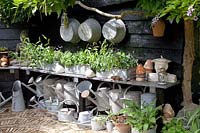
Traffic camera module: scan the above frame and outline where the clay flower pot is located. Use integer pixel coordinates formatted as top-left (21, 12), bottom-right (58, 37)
top-left (113, 122), bottom-right (131, 133)
top-left (151, 20), bottom-right (165, 37)
top-left (144, 59), bottom-right (153, 74)
top-left (136, 64), bottom-right (146, 81)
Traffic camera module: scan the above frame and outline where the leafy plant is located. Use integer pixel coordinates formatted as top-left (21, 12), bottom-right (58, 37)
top-left (136, 0), bottom-right (166, 17)
top-left (185, 107), bottom-right (200, 133)
top-left (87, 40), bottom-right (138, 72)
top-left (0, 0), bottom-right (29, 26)
top-left (19, 36), bottom-right (54, 67)
top-left (0, 0), bottom-right (75, 26)
top-left (161, 118), bottom-right (187, 133)
top-left (13, 0), bottom-right (75, 20)
top-left (92, 115), bottom-right (107, 126)
top-left (0, 47), bottom-right (8, 52)
top-left (158, 0), bottom-right (200, 24)
top-left (60, 51), bottom-right (73, 67)
top-left (120, 99), bottom-right (161, 132)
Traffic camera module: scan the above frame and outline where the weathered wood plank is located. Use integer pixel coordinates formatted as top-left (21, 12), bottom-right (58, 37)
top-left (0, 70), bottom-right (17, 81)
top-left (124, 34), bottom-right (184, 50)
top-left (0, 29), bottom-right (21, 39)
top-left (0, 81), bottom-right (13, 92)
top-left (0, 40), bottom-right (20, 50)
top-left (125, 20), bottom-right (152, 34)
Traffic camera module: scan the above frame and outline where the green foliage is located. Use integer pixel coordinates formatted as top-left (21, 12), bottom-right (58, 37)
top-left (19, 36), bottom-right (54, 67)
top-left (0, 0), bottom-right (75, 26)
top-left (120, 99), bottom-right (161, 132)
top-left (18, 38), bottom-right (138, 71)
top-left (185, 107), bottom-right (200, 133)
top-left (159, 0), bottom-right (200, 23)
top-left (136, 0), bottom-right (166, 16)
top-left (0, 47), bottom-right (8, 52)
top-left (87, 40), bottom-right (138, 72)
top-left (60, 51), bottom-right (73, 67)
top-left (0, 0), bottom-right (29, 26)
top-left (161, 118), bottom-right (187, 133)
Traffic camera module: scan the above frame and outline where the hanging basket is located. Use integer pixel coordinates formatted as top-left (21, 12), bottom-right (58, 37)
top-left (151, 20), bottom-right (165, 37)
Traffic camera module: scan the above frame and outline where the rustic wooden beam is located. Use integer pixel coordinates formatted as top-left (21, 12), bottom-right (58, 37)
top-left (75, 1), bottom-right (143, 19)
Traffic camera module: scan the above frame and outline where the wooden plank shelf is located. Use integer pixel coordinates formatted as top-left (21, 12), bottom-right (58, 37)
top-left (1, 66), bottom-right (179, 90)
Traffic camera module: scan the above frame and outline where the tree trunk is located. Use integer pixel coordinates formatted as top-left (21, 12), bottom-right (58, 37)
top-left (182, 20), bottom-right (195, 106)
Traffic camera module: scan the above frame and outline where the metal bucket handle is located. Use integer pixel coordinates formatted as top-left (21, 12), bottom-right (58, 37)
top-left (59, 99), bottom-right (79, 113)
top-left (123, 86), bottom-right (133, 97)
top-left (112, 83), bottom-right (122, 92)
top-left (97, 82), bottom-right (112, 91)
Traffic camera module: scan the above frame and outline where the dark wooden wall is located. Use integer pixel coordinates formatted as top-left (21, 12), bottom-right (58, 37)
top-left (0, 22), bottom-right (24, 50)
top-left (28, 0), bottom-right (184, 79)
top-left (0, 0), bottom-right (186, 107)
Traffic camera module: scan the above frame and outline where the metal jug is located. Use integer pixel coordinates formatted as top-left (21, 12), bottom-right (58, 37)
top-left (108, 84), bottom-right (123, 113)
top-left (57, 99), bottom-right (79, 122)
top-left (123, 86), bottom-right (142, 106)
top-left (12, 80), bottom-right (25, 112)
top-left (77, 81), bottom-right (110, 111)
top-left (64, 82), bottom-right (79, 105)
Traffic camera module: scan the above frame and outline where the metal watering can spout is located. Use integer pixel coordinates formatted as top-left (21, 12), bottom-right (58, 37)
top-left (77, 81), bottom-right (110, 111)
top-left (28, 76), bottom-right (43, 97)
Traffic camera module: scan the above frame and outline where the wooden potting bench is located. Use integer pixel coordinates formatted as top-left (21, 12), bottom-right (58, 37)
top-left (0, 66), bottom-right (180, 111)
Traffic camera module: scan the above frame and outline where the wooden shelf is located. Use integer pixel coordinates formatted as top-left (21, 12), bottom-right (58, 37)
top-left (0, 66), bottom-right (179, 90)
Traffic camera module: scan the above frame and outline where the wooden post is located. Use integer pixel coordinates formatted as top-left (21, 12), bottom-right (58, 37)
top-left (182, 20), bottom-right (195, 106)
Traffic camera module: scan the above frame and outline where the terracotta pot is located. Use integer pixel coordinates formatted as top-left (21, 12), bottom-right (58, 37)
top-left (136, 64), bottom-right (145, 75)
top-left (152, 20), bottom-right (165, 37)
top-left (144, 59), bottom-right (153, 74)
top-left (0, 55), bottom-right (9, 67)
top-left (113, 122), bottom-right (131, 133)
top-left (136, 64), bottom-right (145, 81)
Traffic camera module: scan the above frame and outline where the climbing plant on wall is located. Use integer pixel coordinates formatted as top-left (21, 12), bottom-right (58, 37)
top-left (0, 0), bottom-right (75, 26)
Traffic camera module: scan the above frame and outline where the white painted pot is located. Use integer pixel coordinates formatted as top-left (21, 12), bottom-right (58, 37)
top-left (152, 56), bottom-right (171, 73)
top-left (91, 116), bottom-right (106, 131)
top-left (78, 18), bottom-right (101, 42)
top-left (131, 127), bottom-right (156, 133)
top-left (102, 18), bottom-right (126, 43)
top-left (60, 18), bottom-right (80, 43)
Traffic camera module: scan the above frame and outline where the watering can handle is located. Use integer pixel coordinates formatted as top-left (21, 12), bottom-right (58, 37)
top-left (112, 83), bottom-right (122, 92)
top-left (123, 86), bottom-right (133, 97)
top-left (60, 99), bottom-right (79, 113)
top-left (97, 82), bottom-right (112, 91)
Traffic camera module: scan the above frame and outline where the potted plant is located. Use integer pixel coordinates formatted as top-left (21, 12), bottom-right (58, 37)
top-left (60, 51), bottom-right (74, 73)
top-left (91, 115), bottom-right (107, 131)
top-left (104, 110), bottom-right (131, 133)
top-left (136, 0), bottom-right (167, 37)
top-left (120, 99), bottom-right (161, 133)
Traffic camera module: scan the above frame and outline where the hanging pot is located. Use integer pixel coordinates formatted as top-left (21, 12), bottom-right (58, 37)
top-left (102, 18), bottom-right (126, 43)
top-left (78, 18), bottom-right (101, 42)
top-left (60, 18), bottom-right (81, 43)
top-left (152, 19), bottom-right (165, 37)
